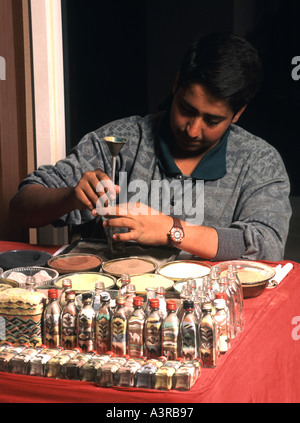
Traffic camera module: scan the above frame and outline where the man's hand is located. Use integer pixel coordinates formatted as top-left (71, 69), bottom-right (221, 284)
top-left (72, 169), bottom-right (120, 211)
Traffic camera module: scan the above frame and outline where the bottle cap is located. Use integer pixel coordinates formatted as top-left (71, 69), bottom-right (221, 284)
top-left (183, 299), bottom-right (194, 310)
top-left (166, 300), bottom-right (177, 310)
top-left (120, 273), bottom-right (131, 284)
top-left (48, 289), bottom-right (58, 299)
top-left (202, 303), bottom-right (212, 311)
top-left (95, 281), bottom-right (105, 290)
top-left (133, 296), bottom-right (143, 306)
top-left (149, 298), bottom-right (159, 308)
top-left (116, 295), bottom-right (126, 305)
top-left (105, 351), bottom-right (116, 357)
top-left (66, 290), bottom-right (76, 299)
top-left (156, 286), bottom-right (166, 295)
top-left (61, 278), bottom-right (72, 288)
top-left (126, 284), bottom-right (136, 293)
top-left (82, 292), bottom-right (93, 302)
top-left (100, 292), bottom-right (111, 302)
top-left (215, 292), bottom-right (226, 300)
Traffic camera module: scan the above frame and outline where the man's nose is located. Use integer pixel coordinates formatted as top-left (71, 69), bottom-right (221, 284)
top-left (186, 117), bottom-right (203, 139)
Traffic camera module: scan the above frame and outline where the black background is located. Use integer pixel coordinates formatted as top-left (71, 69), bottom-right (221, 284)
top-left (61, 0), bottom-right (300, 195)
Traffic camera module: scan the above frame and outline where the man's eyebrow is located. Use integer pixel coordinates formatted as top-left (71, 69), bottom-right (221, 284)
top-left (181, 99), bottom-right (227, 120)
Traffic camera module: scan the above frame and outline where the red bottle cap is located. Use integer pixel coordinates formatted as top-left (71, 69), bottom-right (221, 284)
top-left (48, 289), bottom-right (58, 299)
top-left (166, 300), bottom-right (177, 310)
top-left (133, 296), bottom-right (144, 306)
top-left (149, 298), bottom-right (159, 308)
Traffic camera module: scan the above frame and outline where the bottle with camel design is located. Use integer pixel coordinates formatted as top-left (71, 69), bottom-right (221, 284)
top-left (127, 296), bottom-right (145, 358)
top-left (77, 293), bottom-right (96, 352)
top-left (95, 292), bottom-right (113, 354)
top-left (111, 295), bottom-right (128, 356)
top-left (60, 290), bottom-right (77, 350)
top-left (162, 300), bottom-right (179, 360)
top-left (144, 298), bottom-right (162, 359)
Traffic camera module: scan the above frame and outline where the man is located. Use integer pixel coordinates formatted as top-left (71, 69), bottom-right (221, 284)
top-left (10, 32), bottom-right (291, 261)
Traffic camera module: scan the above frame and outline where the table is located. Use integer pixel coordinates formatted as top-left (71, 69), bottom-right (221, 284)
top-left (0, 241), bottom-right (299, 403)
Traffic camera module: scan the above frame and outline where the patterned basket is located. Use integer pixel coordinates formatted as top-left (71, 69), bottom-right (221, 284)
top-left (0, 288), bottom-right (46, 347)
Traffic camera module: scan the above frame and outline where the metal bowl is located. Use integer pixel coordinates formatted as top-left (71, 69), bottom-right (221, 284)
top-left (102, 256), bottom-right (157, 278)
top-left (216, 260), bottom-right (276, 299)
top-left (55, 272), bottom-right (116, 294)
top-left (157, 260), bottom-right (211, 281)
top-left (2, 266), bottom-right (59, 288)
top-left (48, 253), bottom-right (102, 274)
top-left (116, 273), bottom-right (173, 294)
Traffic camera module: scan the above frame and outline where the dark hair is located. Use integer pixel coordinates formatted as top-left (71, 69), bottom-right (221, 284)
top-left (177, 32), bottom-right (263, 114)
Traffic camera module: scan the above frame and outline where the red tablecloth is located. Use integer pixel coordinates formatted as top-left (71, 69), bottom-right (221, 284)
top-left (0, 241), bottom-right (299, 403)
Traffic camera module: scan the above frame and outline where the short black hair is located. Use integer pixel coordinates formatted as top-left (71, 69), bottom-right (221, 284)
top-left (177, 32), bottom-right (263, 114)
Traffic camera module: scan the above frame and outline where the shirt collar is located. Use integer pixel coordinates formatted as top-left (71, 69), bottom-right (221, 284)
top-left (157, 112), bottom-right (228, 180)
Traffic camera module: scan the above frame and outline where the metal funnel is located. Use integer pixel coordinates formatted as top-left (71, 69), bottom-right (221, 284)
top-left (104, 136), bottom-right (127, 157)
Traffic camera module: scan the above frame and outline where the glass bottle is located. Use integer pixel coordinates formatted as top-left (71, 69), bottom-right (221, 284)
top-left (9, 345), bottom-right (45, 375)
top-left (199, 303), bottom-right (219, 368)
top-left (60, 290), bottom-right (77, 350)
top-left (227, 265), bottom-right (244, 332)
top-left (119, 273), bottom-right (131, 296)
top-left (93, 281), bottom-right (105, 312)
top-left (59, 278), bottom-right (72, 309)
top-left (144, 287), bottom-right (156, 317)
top-left (156, 286), bottom-right (167, 320)
top-left (214, 298), bottom-right (231, 354)
top-left (176, 284), bottom-right (190, 322)
top-left (219, 276), bottom-right (236, 339)
top-left (127, 296), bottom-right (145, 358)
top-left (111, 295), bottom-right (127, 356)
top-left (79, 354), bottom-right (110, 382)
top-left (43, 289), bottom-right (61, 348)
top-left (134, 361), bottom-right (160, 389)
top-left (77, 293), bottom-right (96, 352)
top-left (173, 364), bottom-right (198, 391)
top-left (25, 275), bottom-right (36, 291)
top-left (95, 291), bottom-right (113, 354)
top-left (115, 359), bottom-right (143, 387)
top-left (0, 344), bottom-right (29, 372)
top-left (124, 284), bottom-right (136, 318)
top-left (210, 267), bottom-right (220, 294)
top-left (63, 350), bottom-right (95, 380)
top-left (96, 356), bottom-right (128, 387)
top-left (45, 348), bottom-right (81, 378)
top-left (162, 300), bottom-right (179, 360)
top-left (144, 298), bottom-right (162, 359)
top-left (28, 346), bottom-right (63, 376)
top-left (179, 300), bottom-right (198, 360)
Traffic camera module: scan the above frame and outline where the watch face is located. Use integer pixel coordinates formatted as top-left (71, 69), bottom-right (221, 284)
top-left (170, 227), bottom-right (184, 244)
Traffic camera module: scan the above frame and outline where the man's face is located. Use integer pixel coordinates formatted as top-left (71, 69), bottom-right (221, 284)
top-left (169, 82), bottom-right (244, 156)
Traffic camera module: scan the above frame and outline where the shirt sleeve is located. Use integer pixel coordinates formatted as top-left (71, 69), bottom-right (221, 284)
top-left (212, 144), bottom-right (292, 261)
top-left (18, 131), bottom-right (109, 226)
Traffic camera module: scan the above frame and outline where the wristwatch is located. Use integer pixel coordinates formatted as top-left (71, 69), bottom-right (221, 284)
top-left (168, 217), bottom-right (185, 246)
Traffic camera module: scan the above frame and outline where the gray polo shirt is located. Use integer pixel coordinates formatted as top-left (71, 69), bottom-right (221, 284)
top-left (19, 112), bottom-right (291, 261)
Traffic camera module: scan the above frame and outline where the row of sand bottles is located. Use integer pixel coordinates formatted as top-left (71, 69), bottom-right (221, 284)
top-left (43, 265), bottom-right (244, 368)
top-left (176, 264), bottom-right (245, 367)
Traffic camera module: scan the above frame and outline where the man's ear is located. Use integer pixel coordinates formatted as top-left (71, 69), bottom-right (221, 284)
top-left (172, 72), bottom-right (180, 95)
top-left (232, 105), bottom-right (247, 123)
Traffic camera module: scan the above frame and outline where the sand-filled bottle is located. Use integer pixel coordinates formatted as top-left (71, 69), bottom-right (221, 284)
top-left (95, 292), bottom-right (113, 354)
top-left (162, 300), bottom-right (179, 360)
top-left (77, 293), bottom-right (96, 352)
top-left (127, 296), bottom-right (145, 358)
top-left (43, 289), bottom-right (61, 348)
top-left (111, 295), bottom-right (127, 356)
top-left (61, 290), bottom-right (77, 350)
